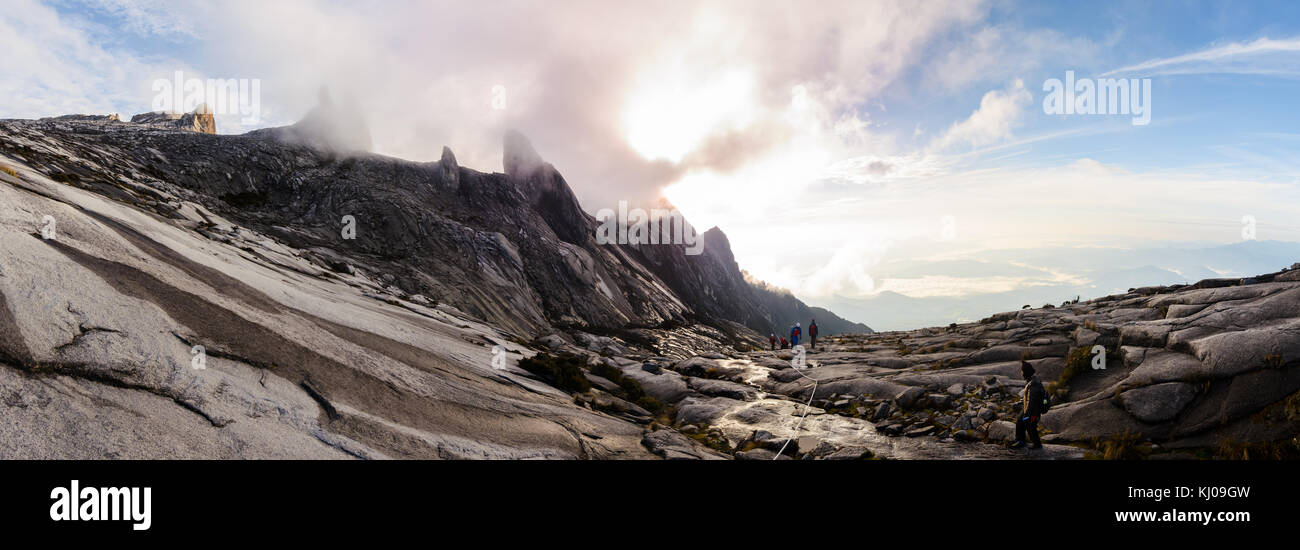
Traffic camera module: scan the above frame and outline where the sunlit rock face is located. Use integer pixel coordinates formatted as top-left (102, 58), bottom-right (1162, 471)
top-left (129, 105), bottom-right (217, 134)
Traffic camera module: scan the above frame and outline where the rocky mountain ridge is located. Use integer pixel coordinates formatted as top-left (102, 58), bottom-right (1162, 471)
top-left (3, 109), bottom-right (1292, 460)
top-left (0, 109), bottom-right (861, 459)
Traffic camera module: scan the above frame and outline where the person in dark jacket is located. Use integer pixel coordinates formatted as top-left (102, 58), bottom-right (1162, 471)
top-left (769, 333), bottom-right (777, 351)
top-left (1011, 361), bottom-right (1046, 449)
top-left (809, 319), bottom-right (819, 349)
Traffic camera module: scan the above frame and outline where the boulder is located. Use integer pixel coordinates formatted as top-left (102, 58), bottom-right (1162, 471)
top-left (641, 429), bottom-right (726, 460)
top-left (926, 393), bottom-right (953, 410)
top-left (904, 425), bottom-right (936, 438)
top-left (824, 446), bottom-right (872, 460)
top-left (986, 420), bottom-right (1016, 442)
top-left (1118, 382), bottom-right (1198, 423)
top-left (894, 386), bottom-right (925, 409)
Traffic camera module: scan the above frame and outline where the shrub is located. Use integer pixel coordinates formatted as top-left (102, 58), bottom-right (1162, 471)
top-left (1047, 346), bottom-right (1092, 399)
top-left (590, 361), bottom-right (664, 414)
top-left (518, 353), bottom-right (591, 394)
top-left (1090, 429), bottom-right (1145, 460)
top-left (1215, 438), bottom-right (1300, 460)
top-left (0, 164), bottom-right (18, 178)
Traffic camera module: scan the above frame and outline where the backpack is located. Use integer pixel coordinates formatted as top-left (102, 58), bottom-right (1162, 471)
top-left (1036, 383), bottom-right (1051, 415)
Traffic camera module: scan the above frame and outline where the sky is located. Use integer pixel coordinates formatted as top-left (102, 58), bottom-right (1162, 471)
top-left (4, 0), bottom-right (1300, 329)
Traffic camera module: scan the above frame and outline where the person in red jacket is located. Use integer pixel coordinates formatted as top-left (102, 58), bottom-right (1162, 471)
top-left (809, 319), bottom-right (819, 349)
top-left (779, 337), bottom-right (789, 349)
top-left (768, 333), bottom-right (777, 351)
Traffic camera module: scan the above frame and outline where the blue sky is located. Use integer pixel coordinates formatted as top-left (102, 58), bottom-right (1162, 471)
top-left (3, 0), bottom-right (1300, 328)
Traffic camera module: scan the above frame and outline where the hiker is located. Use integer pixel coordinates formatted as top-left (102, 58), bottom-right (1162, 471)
top-left (769, 333), bottom-right (777, 351)
top-left (809, 319), bottom-right (819, 349)
top-left (780, 336), bottom-right (789, 349)
top-left (1011, 361), bottom-right (1046, 449)
top-left (790, 323), bottom-right (801, 347)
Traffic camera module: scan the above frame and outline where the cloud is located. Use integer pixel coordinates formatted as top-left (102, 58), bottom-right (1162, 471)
top-left (926, 25), bottom-right (1098, 92)
top-left (5, 0), bottom-right (996, 213)
top-left (1102, 36), bottom-right (1300, 77)
top-left (186, 0), bottom-right (987, 212)
top-left (0, 0), bottom-right (177, 118)
top-left (63, 0), bottom-right (199, 39)
top-left (929, 79), bottom-right (1032, 151)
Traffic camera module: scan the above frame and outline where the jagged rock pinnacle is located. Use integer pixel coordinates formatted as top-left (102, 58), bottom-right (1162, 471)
top-left (440, 146), bottom-right (459, 188)
top-left (503, 130), bottom-right (544, 177)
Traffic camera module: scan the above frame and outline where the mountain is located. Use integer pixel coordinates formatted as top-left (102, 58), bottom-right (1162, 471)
top-left (0, 106), bottom-right (864, 458)
top-left (745, 273), bottom-right (873, 336)
top-left (3, 104), bottom-right (861, 341)
top-left (11, 106), bottom-right (1283, 461)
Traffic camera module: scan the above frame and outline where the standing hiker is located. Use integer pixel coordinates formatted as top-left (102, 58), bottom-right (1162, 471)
top-left (790, 323), bottom-right (801, 347)
top-left (809, 319), bottom-right (819, 349)
top-left (769, 333), bottom-right (777, 351)
top-left (1011, 361), bottom-right (1046, 449)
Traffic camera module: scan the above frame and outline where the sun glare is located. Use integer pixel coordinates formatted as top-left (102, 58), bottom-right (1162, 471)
top-left (623, 68), bottom-right (757, 163)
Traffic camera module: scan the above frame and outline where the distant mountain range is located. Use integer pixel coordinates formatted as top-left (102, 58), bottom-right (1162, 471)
top-left (809, 240), bottom-right (1300, 331)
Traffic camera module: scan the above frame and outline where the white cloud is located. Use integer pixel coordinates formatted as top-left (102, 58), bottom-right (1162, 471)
top-left (1102, 36), bottom-right (1300, 77)
top-left (929, 80), bottom-right (1032, 151)
top-left (65, 0), bottom-right (199, 39)
top-left (0, 0), bottom-right (179, 118)
top-left (927, 26), bottom-right (1097, 91)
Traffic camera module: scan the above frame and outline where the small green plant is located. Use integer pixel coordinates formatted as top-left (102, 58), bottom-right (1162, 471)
top-left (1089, 429), bottom-right (1145, 460)
top-left (1215, 437), bottom-right (1300, 460)
top-left (590, 362), bottom-right (664, 414)
top-left (1047, 346), bottom-right (1092, 398)
top-left (518, 352), bottom-right (591, 394)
